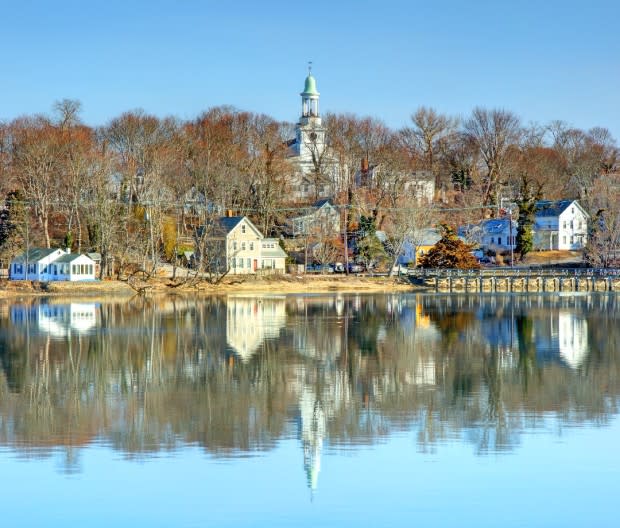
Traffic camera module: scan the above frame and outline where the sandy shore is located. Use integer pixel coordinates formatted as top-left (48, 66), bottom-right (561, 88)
top-left (0, 274), bottom-right (425, 298)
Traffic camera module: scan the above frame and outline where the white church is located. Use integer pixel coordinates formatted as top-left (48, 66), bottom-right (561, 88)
top-left (287, 68), bottom-right (341, 202)
top-left (286, 68), bottom-right (434, 204)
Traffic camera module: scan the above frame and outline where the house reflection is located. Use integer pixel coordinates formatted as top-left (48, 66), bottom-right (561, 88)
top-left (226, 296), bottom-right (287, 361)
top-left (558, 311), bottom-right (588, 369)
top-left (534, 310), bottom-right (589, 369)
top-left (10, 303), bottom-right (98, 338)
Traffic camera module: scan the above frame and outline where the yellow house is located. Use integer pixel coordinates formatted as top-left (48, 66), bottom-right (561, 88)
top-left (213, 216), bottom-right (288, 275)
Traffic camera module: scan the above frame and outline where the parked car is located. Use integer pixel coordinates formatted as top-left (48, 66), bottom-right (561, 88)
top-left (333, 262), bottom-right (345, 273)
top-left (348, 263), bottom-right (364, 273)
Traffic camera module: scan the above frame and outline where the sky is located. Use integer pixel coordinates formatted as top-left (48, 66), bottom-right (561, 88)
top-left (1, 0), bottom-right (618, 140)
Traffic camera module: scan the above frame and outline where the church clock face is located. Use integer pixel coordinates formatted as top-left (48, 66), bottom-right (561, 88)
top-left (309, 132), bottom-right (317, 141)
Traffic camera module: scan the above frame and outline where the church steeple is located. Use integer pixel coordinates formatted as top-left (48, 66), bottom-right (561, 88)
top-left (300, 62), bottom-right (320, 122)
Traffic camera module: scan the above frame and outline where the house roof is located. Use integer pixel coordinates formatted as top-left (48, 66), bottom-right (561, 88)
top-left (262, 245), bottom-right (288, 258)
top-left (481, 217), bottom-right (515, 234)
top-left (413, 228), bottom-right (442, 246)
top-left (200, 216), bottom-right (264, 239)
top-left (13, 248), bottom-right (61, 263)
top-left (535, 200), bottom-right (586, 217)
top-left (219, 216), bottom-right (245, 233)
top-left (54, 253), bottom-right (89, 263)
top-left (313, 198), bottom-right (333, 208)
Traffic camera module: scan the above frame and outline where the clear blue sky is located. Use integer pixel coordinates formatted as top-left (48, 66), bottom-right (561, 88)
top-left (1, 0), bottom-right (618, 140)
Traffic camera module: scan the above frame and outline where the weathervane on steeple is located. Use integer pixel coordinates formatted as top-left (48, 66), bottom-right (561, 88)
top-left (308, 61), bottom-right (313, 75)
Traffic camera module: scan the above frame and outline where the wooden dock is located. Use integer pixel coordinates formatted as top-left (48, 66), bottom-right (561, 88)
top-left (408, 268), bottom-right (620, 293)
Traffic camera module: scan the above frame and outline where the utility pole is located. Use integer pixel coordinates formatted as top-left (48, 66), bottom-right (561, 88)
top-left (501, 197), bottom-right (514, 268)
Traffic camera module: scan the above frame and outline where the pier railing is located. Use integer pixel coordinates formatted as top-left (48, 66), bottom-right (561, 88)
top-left (405, 268), bottom-right (620, 292)
top-left (406, 267), bottom-right (620, 278)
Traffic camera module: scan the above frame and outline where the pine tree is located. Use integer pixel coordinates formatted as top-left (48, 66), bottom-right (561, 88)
top-left (0, 191), bottom-right (28, 263)
top-left (515, 176), bottom-right (543, 261)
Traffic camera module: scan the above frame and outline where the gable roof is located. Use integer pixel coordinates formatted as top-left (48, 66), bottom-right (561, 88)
top-left (218, 216), bottom-right (245, 234)
top-left (313, 198), bottom-right (335, 208)
top-left (201, 216), bottom-right (264, 239)
top-left (535, 200), bottom-right (588, 218)
top-left (12, 248), bottom-right (62, 263)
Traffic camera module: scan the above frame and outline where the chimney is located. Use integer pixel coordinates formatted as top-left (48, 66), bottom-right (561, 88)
top-left (361, 158), bottom-right (369, 172)
top-left (226, 209), bottom-right (233, 217)
top-left (65, 247), bottom-right (71, 254)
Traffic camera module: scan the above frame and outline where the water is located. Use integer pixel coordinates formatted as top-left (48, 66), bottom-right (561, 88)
top-left (0, 293), bottom-right (619, 527)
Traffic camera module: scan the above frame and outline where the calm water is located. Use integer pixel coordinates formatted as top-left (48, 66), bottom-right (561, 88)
top-left (1, 293), bottom-right (619, 527)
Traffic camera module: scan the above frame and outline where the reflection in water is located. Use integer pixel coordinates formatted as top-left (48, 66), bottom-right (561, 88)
top-left (10, 302), bottom-right (98, 338)
top-left (226, 296), bottom-right (287, 361)
top-left (0, 293), bottom-right (619, 492)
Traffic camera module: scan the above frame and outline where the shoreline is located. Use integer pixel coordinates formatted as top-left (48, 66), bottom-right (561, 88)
top-left (0, 275), bottom-right (426, 299)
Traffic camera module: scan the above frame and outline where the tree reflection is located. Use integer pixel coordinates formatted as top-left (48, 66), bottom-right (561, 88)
top-left (0, 293), bottom-right (619, 479)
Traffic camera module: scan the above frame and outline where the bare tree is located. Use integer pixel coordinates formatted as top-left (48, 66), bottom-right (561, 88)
top-left (384, 195), bottom-right (437, 276)
top-left (10, 116), bottom-right (63, 247)
top-left (464, 108), bottom-right (522, 208)
top-left (401, 107), bottom-right (457, 193)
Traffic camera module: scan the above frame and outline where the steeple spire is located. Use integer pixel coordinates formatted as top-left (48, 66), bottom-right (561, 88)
top-left (301, 65), bottom-right (320, 118)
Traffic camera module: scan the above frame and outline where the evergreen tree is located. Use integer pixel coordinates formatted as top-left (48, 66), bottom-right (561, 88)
top-left (515, 176), bottom-right (543, 261)
top-left (418, 224), bottom-right (479, 269)
top-left (0, 191), bottom-right (28, 263)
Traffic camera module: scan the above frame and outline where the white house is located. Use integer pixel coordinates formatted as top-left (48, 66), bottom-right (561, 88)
top-left (10, 248), bottom-right (96, 281)
top-left (199, 216), bottom-right (288, 275)
top-left (354, 163), bottom-right (435, 204)
top-left (477, 217), bottom-right (517, 253)
top-left (287, 199), bottom-right (340, 237)
top-left (534, 200), bottom-right (589, 250)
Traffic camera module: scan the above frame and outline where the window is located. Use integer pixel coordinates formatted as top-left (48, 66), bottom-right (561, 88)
top-left (563, 221), bottom-right (567, 229)
top-left (239, 258), bottom-right (244, 268)
top-left (247, 258), bottom-right (251, 269)
top-left (72, 265), bottom-right (77, 274)
top-left (233, 241), bottom-right (237, 251)
top-left (89, 265), bottom-right (93, 275)
top-left (491, 237), bottom-right (495, 244)
top-left (249, 242), bottom-right (254, 251)
top-left (231, 258), bottom-right (236, 268)
top-left (241, 242), bottom-right (246, 250)
top-left (53, 265), bottom-right (57, 275)
top-left (563, 236), bottom-right (567, 244)
top-left (570, 236), bottom-right (574, 244)
top-left (498, 237), bottom-right (502, 245)
top-left (241, 225), bottom-right (246, 234)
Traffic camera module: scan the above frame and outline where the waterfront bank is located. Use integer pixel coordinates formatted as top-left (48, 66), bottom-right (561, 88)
top-left (2, 270), bottom-right (620, 298)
